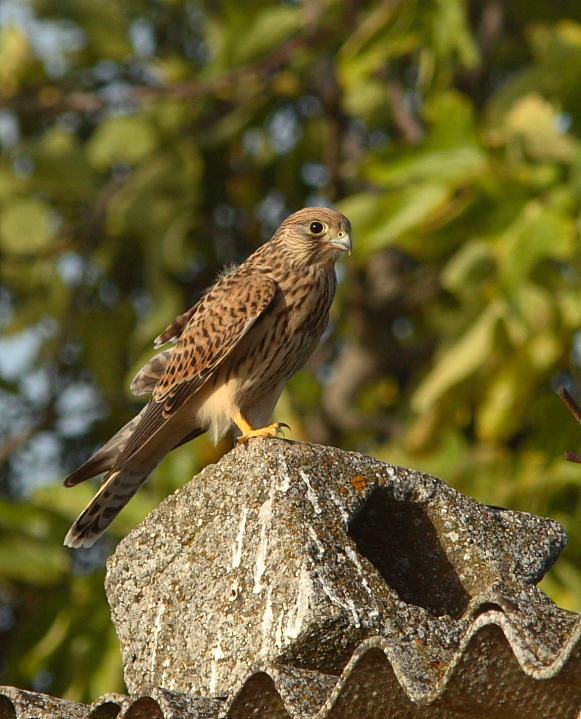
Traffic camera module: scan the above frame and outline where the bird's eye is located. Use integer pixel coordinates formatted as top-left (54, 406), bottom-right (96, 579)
top-left (309, 221), bottom-right (326, 235)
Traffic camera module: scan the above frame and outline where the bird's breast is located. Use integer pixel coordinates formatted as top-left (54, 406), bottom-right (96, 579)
top-left (195, 268), bottom-right (336, 439)
top-left (233, 269), bottom-right (336, 389)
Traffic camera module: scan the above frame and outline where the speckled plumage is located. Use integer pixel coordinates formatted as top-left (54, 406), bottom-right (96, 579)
top-left (64, 207), bottom-right (351, 548)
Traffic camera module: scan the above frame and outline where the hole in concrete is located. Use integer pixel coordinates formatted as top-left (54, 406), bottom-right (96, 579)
top-left (347, 487), bottom-right (471, 618)
top-left (89, 701), bottom-right (121, 718)
top-left (0, 696), bottom-right (16, 719)
top-left (124, 697), bottom-right (163, 719)
top-left (472, 602), bottom-right (504, 618)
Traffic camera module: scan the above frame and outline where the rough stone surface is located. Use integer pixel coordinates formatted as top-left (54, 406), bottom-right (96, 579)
top-left (3, 440), bottom-right (581, 717)
top-left (105, 440), bottom-right (575, 702)
top-left (0, 684), bottom-right (88, 718)
top-left (0, 685), bottom-right (224, 718)
top-left (3, 626), bottom-right (581, 717)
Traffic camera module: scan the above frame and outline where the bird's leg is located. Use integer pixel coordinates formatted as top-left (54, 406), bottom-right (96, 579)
top-left (233, 413), bottom-right (290, 444)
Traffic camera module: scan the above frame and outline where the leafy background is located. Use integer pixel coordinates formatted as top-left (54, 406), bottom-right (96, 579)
top-left (0, 0), bottom-right (581, 702)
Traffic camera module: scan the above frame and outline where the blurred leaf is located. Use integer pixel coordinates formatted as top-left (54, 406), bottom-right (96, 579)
top-left (423, 0), bottom-right (480, 72)
top-left (503, 94), bottom-right (578, 162)
top-left (0, 499), bottom-right (60, 537)
top-left (106, 143), bottom-right (202, 238)
top-left (365, 92), bottom-right (487, 186)
top-left (231, 6), bottom-right (303, 64)
top-left (496, 200), bottom-right (575, 291)
top-left (87, 115), bottom-right (159, 170)
top-left (340, 183), bottom-right (453, 256)
top-left (527, 332), bottom-right (562, 371)
top-left (78, 301), bottom-right (135, 394)
top-left (412, 301), bottom-right (504, 412)
top-left (36, 0), bottom-right (132, 60)
top-left (128, 279), bottom-right (184, 351)
top-left (515, 284), bottom-right (556, 334)
top-left (32, 129), bottom-right (97, 200)
top-left (338, 2), bottom-right (415, 121)
top-left (476, 361), bottom-right (529, 443)
top-left (161, 210), bottom-right (195, 272)
top-left (0, 26), bottom-right (32, 93)
top-left (440, 239), bottom-right (495, 293)
top-left (0, 534), bottom-right (67, 584)
top-left (486, 20), bottom-right (581, 128)
top-left (0, 197), bottom-right (54, 252)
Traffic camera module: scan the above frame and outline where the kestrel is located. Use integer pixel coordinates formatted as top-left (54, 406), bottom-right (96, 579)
top-left (64, 207), bottom-right (352, 547)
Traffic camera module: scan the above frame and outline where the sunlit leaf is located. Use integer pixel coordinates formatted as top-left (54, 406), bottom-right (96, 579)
top-left (365, 93), bottom-right (486, 186)
top-left (87, 115), bottom-right (159, 170)
top-left (440, 239), bottom-right (495, 293)
top-left (231, 6), bottom-right (303, 64)
top-left (340, 183), bottom-right (453, 256)
top-left (0, 197), bottom-right (54, 252)
top-left (0, 25), bottom-right (32, 93)
top-left (496, 200), bottom-right (575, 291)
top-left (412, 301), bottom-right (504, 412)
top-left (503, 94), bottom-right (578, 162)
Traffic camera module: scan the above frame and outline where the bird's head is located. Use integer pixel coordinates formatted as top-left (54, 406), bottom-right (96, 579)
top-left (274, 207), bottom-right (352, 268)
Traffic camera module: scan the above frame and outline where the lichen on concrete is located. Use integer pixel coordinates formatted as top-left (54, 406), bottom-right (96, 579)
top-left (105, 439), bottom-right (574, 705)
top-left (2, 440), bottom-right (581, 717)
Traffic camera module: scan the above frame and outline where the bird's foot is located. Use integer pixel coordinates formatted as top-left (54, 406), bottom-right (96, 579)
top-left (237, 422), bottom-right (290, 445)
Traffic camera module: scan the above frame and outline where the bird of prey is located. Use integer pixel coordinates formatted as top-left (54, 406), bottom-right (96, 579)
top-left (63, 207), bottom-right (352, 548)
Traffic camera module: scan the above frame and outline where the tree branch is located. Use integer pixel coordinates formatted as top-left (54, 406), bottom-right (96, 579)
top-left (0, 35), bottom-right (309, 115)
top-left (558, 386), bottom-right (581, 464)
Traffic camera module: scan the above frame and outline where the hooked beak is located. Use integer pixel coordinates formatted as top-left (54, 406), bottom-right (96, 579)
top-left (331, 231), bottom-right (352, 255)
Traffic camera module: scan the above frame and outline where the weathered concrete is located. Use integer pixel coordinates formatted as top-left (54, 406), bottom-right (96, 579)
top-left (2, 440), bottom-right (581, 717)
top-left (105, 440), bottom-right (574, 703)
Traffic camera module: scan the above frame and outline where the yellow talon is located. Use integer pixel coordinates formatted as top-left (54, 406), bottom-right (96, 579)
top-left (237, 422), bottom-right (291, 444)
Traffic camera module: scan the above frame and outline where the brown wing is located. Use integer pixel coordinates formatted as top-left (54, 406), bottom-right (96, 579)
top-left (153, 266), bottom-right (241, 348)
top-left (110, 270), bottom-right (277, 468)
top-left (154, 306), bottom-right (198, 348)
top-left (130, 348), bottom-right (173, 396)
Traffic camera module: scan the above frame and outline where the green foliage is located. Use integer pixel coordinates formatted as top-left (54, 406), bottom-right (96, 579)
top-left (0, 0), bottom-right (580, 703)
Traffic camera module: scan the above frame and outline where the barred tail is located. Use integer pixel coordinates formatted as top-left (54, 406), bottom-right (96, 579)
top-left (63, 411), bottom-right (146, 488)
top-left (64, 427), bottom-right (204, 547)
top-left (64, 464), bottom-right (153, 548)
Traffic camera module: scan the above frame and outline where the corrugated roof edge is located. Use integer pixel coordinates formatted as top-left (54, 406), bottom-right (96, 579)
top-left (2, 607), bottom-right (581, 718)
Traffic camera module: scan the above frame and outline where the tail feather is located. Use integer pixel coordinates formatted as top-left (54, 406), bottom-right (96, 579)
top-left (65, 345), bottom-right (175, 488)
top-left (63, 411), bottom-right (145, 487)
top-left (63, 455), bottom-right (113, 489)
top-left (65, 412), bottom-right (203, 488)
top-left (64, 424), bottom-right (205, 547)
top-left (64, 465), bottom-right (153, 548)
